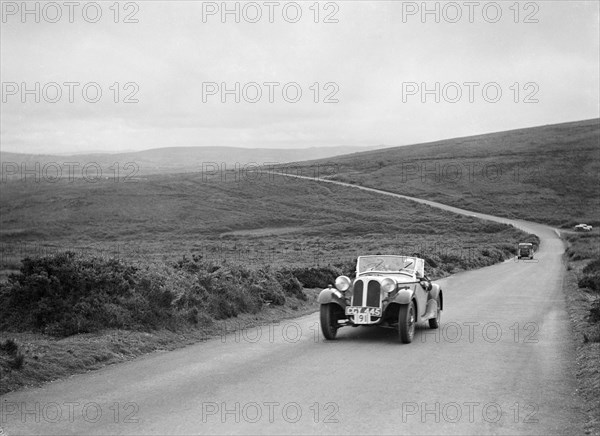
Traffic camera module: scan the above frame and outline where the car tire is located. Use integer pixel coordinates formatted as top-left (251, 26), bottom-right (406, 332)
top-left (320, 304), bottom-right (338, 340)
top-left (398, 301), bottom-right (416, 343)
top-left (428, 296), bottom-right (441, 329)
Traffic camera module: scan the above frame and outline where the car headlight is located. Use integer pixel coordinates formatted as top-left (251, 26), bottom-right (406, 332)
top-left (335, 276), bottom-right (351, 292)
top-left (381, 278), bottom-right (396, 293)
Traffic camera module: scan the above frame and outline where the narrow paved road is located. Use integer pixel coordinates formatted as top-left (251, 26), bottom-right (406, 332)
top-left (0, 177), bottom-right (585, 435)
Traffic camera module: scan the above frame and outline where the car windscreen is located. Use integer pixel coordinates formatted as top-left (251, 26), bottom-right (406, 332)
top-left (357, 256), bottom-right (416, 274)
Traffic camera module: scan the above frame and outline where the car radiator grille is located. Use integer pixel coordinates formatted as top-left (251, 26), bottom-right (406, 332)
top-left (352, 281), bottom-right (364, 306)
top-left (366, 280), bottom-right (381, 306)
top-left (352, 279), bottom-right (381, 307)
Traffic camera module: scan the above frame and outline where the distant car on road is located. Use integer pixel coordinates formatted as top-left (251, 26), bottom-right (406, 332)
top-left (517, 243), bottom-right (534, 259)
top-left (575, 224), bottom-right (593, 232)
top-left (318, 255), bottom-right (443, 343)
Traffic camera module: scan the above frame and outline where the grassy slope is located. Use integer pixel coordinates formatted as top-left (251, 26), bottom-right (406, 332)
top-left (289, 119), bottom-right (599, 226)
top-left (0, 172), bottom-right (532, 278)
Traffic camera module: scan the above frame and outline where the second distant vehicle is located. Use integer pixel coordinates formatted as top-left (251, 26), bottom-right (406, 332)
top-left (517, 242), bottom-right (534, 259)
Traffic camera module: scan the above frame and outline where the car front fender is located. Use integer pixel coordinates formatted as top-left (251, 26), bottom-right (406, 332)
top-left (317, 288), bottom-right (347, 308)
top-left (392, 287), bottom-right (414, 305)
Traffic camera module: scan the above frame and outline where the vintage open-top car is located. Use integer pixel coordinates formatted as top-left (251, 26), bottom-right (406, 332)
top-left (318, 255), bottom-right (443, 343)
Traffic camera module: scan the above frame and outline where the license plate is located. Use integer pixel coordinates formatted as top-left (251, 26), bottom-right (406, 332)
top-left (345, 306), bottom-right (381, 317)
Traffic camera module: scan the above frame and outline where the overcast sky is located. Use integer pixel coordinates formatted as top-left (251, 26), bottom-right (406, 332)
top-left (1, 1), bottom-right (598, 154)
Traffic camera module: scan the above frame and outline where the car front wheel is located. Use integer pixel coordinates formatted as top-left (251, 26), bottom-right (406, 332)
top-left (398, 301), bottom-right (416, 343)
top-left (320, 304), bottom-right (338, 340)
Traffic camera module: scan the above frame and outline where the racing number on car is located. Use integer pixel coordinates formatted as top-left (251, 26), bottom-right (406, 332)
top-left (355, 313), bottom-right (371, 323)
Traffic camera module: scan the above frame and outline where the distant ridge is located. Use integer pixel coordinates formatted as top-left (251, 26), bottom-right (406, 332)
top-left (0, 145), bottom-right (382, 176)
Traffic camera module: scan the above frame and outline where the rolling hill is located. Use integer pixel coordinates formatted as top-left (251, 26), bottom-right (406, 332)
top-left (281, 119), bottom-right (600, 226)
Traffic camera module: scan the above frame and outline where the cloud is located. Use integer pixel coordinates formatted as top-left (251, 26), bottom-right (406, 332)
top-left (1, 1), bottom-right (598, 153)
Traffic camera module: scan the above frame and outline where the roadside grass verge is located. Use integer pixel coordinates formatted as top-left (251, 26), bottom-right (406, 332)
top-left (0, 251), bottom-right (330, 395)
top-left (0, 290), bottom-right (320, 396)
top-left (561, 230), bottom-right (600, 435)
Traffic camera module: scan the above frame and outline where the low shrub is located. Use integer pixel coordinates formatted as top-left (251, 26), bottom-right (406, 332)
top-left (583, 258), bottom-right (600, 275)
top-left (579, 274), bottom-right (600, 293)
top-left (332, 259), bottom-right (358, 278)
top-left (288, 266), bottom-right (342, 288)
top-left (0, 252), bottom-right (308, 337)
top-left (0, 339), bottom-right (24, 371)
top-left (276, 271), bottom-right (306, 300)
top-left (0, 339), bottom-right (18, 355)
top-left (0, 252), bottom-right (140, 335)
